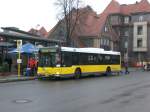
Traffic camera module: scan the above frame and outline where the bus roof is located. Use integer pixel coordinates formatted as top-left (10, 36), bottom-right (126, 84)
top-left (61, 47), bottom-right (120, 55)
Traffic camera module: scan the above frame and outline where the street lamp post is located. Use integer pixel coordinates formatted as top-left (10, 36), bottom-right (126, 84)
top-left (17, 40), bottom-right (22, 78)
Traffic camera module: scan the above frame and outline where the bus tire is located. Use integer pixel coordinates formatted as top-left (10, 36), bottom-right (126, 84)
top-left (106, 66), bottom-right (112, 76)
top-left (74, 68), bottom-right (81, 79)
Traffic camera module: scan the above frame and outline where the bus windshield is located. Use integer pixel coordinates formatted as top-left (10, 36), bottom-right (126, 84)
top-left (38, 53), bottom-right (56, 67)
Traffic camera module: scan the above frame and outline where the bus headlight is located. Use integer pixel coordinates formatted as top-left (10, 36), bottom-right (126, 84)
top-left (55, 72), bottom-right (60, 77)
top-left (56, 72), bottom-right (60, 75)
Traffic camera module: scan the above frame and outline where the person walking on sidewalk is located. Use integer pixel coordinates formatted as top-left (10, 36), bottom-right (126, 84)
top-left (143, 64), bottom-right (147, 71)
top-left (124, 62), bottom-right (129, 74)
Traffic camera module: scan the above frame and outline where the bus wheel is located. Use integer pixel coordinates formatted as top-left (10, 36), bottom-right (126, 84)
top-left (106, 66), bottom-right (112, 76)
top-left (74, 69), bottom-right (81, 79)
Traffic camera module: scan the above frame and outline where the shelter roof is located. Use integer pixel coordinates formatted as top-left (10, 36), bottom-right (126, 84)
top-left (0, 31), bottom-right (64, 43)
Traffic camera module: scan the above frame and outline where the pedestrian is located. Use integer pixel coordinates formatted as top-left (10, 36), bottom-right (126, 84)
top-left (28, 57), bottom-right (34, 76)
top-left (143, 64), bottom-right (147, 71)
top-left (7, 57), bottom-right (12, 72)
top-left (124, 62), bottom-right (129, 74)
top-left (4, 57), bottom-right (12, 72)
top-left (28, 57), bottom-right (37, 76)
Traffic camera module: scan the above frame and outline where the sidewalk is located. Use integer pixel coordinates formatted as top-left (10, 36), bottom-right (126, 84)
top-left (128, 67), bottom-right (143, 72)
top-left (120, 67), bottom-right (143, 74)
top-left (0, 67), bottom-right (143, 83)
top-left (0, 74), bottom-right (36, 83)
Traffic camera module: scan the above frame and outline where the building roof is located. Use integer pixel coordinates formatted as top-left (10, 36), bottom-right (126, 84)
top-left (28, 27), bottom-right (48, 37)
top-left (101, 0), bottom-right (150, 15)
top-left (80, 0), bottom-right (150, 37)
top-left (76, 7), bottom-right (102, 37)
top-left (77, 6), bottom-right (116, 38)
top-left (120, 0), bottom-right (150, 15)
top-left (38, 27), bottom-right (48, 37)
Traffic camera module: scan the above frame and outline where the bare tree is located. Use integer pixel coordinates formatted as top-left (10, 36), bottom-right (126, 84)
top-left (55, 0), bottom-right (82, 47)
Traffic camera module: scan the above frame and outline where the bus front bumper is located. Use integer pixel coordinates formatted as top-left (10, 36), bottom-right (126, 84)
top-left (37, 73), bottom-right (74, 78)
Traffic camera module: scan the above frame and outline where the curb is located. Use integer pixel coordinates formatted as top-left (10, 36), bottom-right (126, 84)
top-left (0, 77), bottom-right (36, 83)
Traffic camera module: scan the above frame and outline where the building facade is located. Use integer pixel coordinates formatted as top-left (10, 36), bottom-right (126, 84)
top-left (48, 0), bottom-right (150, 66)
top-left (108, 0), bottom-right (150, 66)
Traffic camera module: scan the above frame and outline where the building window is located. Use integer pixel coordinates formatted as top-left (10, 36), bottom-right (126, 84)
top-left (100, 39), bottom-right (103, 45)
top-left (81, 38), bottom-right (94, 47)
top-left (0, 36), bottom-right (4, 42)
top-left (124, 31), bottom-right (129, 36)
top-left (137, 26), bottom-right (143, 35)
top-left (100, 38), bottom-right (110, 47)
top-left (137, 39), bottom-right (142, 47)
top-left (103, 39), bottom-right (107, 45)
top-left (139, 16), bottom-right (143, 22)
top-left (125, 41), bottom-right (128, 48)
top-left (104, 27), bottom-right (108, 32)
top-left (124, 17), bottom-right (129, 24)
top-left (106, 39), bottom-right (110, 46)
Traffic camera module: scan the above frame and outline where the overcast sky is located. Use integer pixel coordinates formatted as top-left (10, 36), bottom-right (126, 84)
top-left (0, 0), bottom-right (143, 31)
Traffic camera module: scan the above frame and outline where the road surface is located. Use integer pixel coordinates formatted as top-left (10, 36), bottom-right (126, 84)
top-left (0, 71), bottom-right (150, 112)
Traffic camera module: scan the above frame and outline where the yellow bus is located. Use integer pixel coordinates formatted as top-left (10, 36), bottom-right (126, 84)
top-left (37, 46), bottom-right (121, 79)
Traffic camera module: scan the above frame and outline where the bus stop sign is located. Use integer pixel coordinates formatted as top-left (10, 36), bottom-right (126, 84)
top-left (17, 40), bottom-right (22, 49)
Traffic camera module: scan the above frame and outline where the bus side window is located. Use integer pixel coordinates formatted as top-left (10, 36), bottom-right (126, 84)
top-left (111, 55), bottom-right (115, 64)
top-left (72, 52), bottom-right (78, 65)
top-left (114, 55), bottom-right (120, 64)
top-left (87, 54), bottom-right (97, 65)
top-left (62, 52), bottom-right (72, 67)
top-left (79, 53), bottom-right (88, 65)
top-left (112, 55), bottom-right (120, 64)
top-left (98, 55), bottom-right (103, 64)
top-left (88, 55), bottom-right (93, 64)
top-left (105, 55), bottom-right (111, 64)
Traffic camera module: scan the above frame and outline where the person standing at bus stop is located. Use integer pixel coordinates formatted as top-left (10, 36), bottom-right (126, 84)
top-left (28, 57), bottom-right (38, 76)
top-left (7, 57), bottom-right (12, 72)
